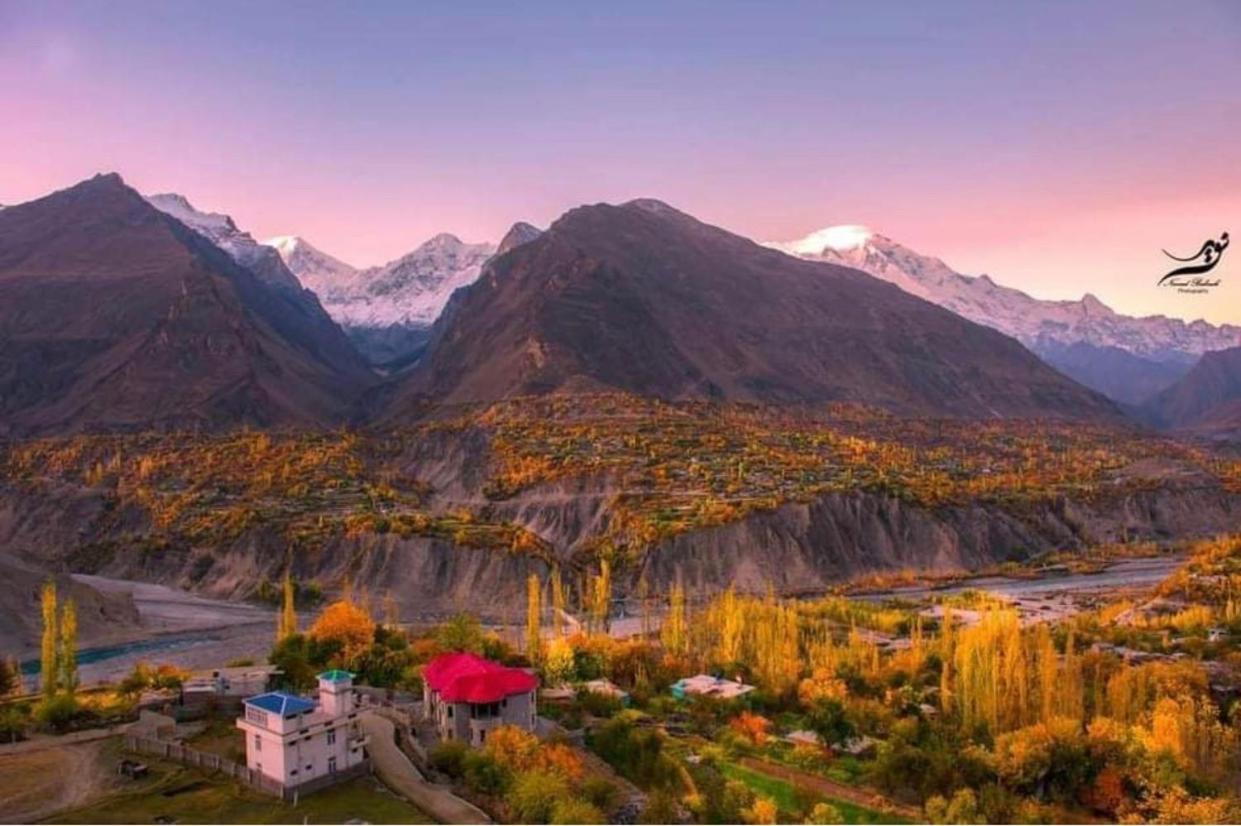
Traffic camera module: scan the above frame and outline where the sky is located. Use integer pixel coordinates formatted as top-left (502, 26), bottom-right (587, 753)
top-left (3, 0), bottom-right (1240, 323)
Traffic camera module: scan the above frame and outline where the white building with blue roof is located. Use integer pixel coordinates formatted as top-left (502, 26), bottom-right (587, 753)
top-left (236, 670), bottom-right (368, 793)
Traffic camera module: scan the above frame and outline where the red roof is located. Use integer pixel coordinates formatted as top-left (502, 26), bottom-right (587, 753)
top-left (424, 652), bottom-right (539, 704)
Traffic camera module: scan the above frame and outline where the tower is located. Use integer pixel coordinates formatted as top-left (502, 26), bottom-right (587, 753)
top-left (317, 669), bottom-right (354, 717)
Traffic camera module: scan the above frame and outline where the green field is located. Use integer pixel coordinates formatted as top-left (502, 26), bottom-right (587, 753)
top-left (720, 762), bottom-right (910, 825)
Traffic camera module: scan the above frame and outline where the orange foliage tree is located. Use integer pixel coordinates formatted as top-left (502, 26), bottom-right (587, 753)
top-left (308, 599), bottom-right (376, 666)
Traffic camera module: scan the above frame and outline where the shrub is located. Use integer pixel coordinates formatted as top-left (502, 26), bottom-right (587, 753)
top-left (507, 769), bottom-right (570, 824)
top-left (804, 802), bottom-right (843, 824)
top-left (35, 694), bottom-right (78, 733)
top-left (429, 740), bottom-right (468, 778)
top-left (550, 798), bottom-right (606, 824)
top-left (463, 751), bottom-right (511, 796)
top-left (581, 776), bottom-right (619, 812)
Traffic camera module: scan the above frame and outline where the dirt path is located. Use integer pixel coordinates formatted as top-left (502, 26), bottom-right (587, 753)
top-left (738, 756), bottom-right (920, 819)
top-left (0, 738), bottom-right (114, 823)
top-left (361, 712), bottom-right (491, 824)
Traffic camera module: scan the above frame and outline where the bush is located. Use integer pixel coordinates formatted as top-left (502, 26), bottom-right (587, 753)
top-left (429, 740), bottom-right (468, 778)
top-left (463, 751), bottom-right (511, 796)
top-left (581, 776), bottom-right (619, 812)
top-left (804, 802), bottom-right (843, 824)
top-left (507, 769), bottom-right (570, 823)
top-left (35, 694), bottom-right (78, 733)
top-left (639, 791), bottom-right (680, 824)
top-left (550, 798), bottom-right (606, 824)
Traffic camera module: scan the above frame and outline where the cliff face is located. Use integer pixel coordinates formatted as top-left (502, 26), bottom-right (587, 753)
top-left (4, 459), bottom-right (1236, 636)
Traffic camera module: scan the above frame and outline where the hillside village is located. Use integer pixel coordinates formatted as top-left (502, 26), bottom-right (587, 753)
top-left (1, 534), bottom-right (1239, 824)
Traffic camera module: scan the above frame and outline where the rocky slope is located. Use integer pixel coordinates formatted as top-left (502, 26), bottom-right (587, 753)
top-left (391, 199), bottom-right (1120, 420)
top-left (0, 174), bottom-right (375, 435)
top-left (1143, 346), bottom-right (1241, 438)
top-left (768, 227), bottom-right (1241, 404)
top-left (1, 434), bottom-right (1235, 643)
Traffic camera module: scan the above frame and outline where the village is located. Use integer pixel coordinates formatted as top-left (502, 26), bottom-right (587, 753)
top-left (0, 535), bottom-right (1239, 824)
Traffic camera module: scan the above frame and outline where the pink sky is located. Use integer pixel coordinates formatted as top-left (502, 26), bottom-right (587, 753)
top-left (3, 1), bottom-right (1240, 324)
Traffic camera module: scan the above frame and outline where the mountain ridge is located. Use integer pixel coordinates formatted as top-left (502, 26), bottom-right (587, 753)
top-left (386, 198), bottom-right (1121, 421)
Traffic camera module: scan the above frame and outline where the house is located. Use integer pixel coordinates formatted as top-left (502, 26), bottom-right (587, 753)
top-left (187, 664), bottom-right (282, 697)
top-left (236, 670), bottom-right (368, 794)
top-left (422, 652), bottom-right (539, 746)
top-left (580, 678), bottom-right (630, 706)
top-left (671, 674), bottom-right (756, 701)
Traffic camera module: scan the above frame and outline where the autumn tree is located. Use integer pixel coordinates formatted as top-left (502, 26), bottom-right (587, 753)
top-left (40, 580), bottom-right (58, 698)
top-left (277, 573), bottom-right (297, 642)
top-left (59, 598), bottom-right (78, 696)
top-left (308, 599), bottom-right (376, 667)
top-left (526, 574), bottom-right (543, 662)
top-left (662, 582), bottom-right (688, 658)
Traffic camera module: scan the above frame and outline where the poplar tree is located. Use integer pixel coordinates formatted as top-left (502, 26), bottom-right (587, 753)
top-left (59, 598), bottom-right (78, 696)
top-left (278, 573), bottom-right (298, 641)
top-left (526, 574), bottom-right (542, 661)
top-left (40, 581), bottom-right (58, 698)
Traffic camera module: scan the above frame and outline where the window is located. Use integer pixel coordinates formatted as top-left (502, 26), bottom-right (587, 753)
top-left (253, 734), bottom-right (262, 752)
top-left (328, 757), bottom-right (337, 774)
top-left (327, 729), bottom-right (337, 745)
top-left (447, 706), bottom-right (453, 718)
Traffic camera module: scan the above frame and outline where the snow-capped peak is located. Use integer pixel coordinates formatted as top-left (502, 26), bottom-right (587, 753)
top-left (767, 226), bottom-right (1241, 363)
top-left (771, 224), bottom-right (872, 255)
top-left (268, 231), bottom-right (497, 331)
top-left (146, 191), bottom-right (301, 291)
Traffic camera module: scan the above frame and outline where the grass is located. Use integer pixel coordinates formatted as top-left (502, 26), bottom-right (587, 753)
top-left (720, 762), bottom-right (909, 825)
top-left (47, 756), bottom-right (433, 825)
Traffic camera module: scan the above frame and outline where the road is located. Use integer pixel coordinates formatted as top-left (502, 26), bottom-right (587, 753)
top-left (360, 712), bottom-right (491, 824)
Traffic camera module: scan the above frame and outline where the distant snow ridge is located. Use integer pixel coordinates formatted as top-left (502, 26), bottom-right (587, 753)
top-left (767, 226), bottom-right (1241, 362)
top-left (145, 192), bottom-right (302, 291)
top-left (266, 233), bottom-right (496, 329)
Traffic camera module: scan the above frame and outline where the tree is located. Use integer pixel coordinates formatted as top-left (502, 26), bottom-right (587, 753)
top-left (526, 574), bottom-right (542, 662)
top-left (278, 573), bottom-right (297, 642)
top-left (551, 567), bottom-right (567, 639)
top-left (307, 599), bottom-right (375, 667)
top-left (40, 581), bottom-right (58, 698)
top-left (662, 583), bottom-right (687, 658)
top-left (58, 598), bottom-right (78, 696)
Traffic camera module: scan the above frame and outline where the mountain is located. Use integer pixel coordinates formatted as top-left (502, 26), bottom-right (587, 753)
top-left (145, 192), bottom-right (370, 378)
top-left (268, 231), bottom-right (497, 368)
top-left (0, 173), bottom-right (375, 435)
top-left (768, 227), bottom-right (1241, 404)
top-left (386, 199), bottom-right (1120, 420)
top-left (1143, 346), bottom-right (1241, 438)
top-left (496, 221), bottom-right (543, 256)
top-left (265, 234), bottom-right (362, 300)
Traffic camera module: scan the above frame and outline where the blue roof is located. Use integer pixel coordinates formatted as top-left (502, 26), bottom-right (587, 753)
top-left (245, 691), bottom-right (315, 717)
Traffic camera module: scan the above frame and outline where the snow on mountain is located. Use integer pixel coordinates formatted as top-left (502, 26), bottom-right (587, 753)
top-left (265, 235), bottom-right (361, 300)
top-left (145, 192), bottom-right (303, 291)
top-left (268, 233), bottom-right (496, 331)
top-left (767, 227), bottom-right (1241, 364)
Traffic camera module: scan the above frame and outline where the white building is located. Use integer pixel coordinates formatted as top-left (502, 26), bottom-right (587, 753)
top-left (236, 670), bottom-right (368, 793)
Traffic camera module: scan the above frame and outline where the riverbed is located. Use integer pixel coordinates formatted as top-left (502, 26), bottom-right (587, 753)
top-left (22, 576), bottom-right (279, 687)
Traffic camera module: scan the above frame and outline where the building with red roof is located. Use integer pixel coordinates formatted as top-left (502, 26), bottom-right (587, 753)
top-left (422, 652), bottom-right (539, 746)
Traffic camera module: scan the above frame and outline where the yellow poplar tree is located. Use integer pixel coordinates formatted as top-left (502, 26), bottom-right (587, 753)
top-left (662, 583), bottom-right (688, 657)
top-left (526, 574), bottom-right (542, 661)
top-left (40, 580), bottom-right (58, 698)
top-left (59, 598), bottom-right (78, 696)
